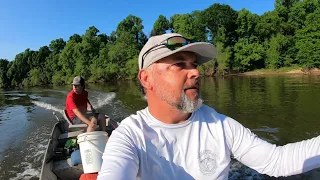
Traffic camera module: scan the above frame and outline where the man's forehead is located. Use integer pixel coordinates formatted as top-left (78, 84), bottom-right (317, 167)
top-left (162, 51), bottom-right (198, 63)
top-left (173, 51), bottom-right (196, 59)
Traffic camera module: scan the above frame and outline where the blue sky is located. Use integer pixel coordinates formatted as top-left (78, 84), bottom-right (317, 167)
top-left (0, 0), bottom-right (275, 61)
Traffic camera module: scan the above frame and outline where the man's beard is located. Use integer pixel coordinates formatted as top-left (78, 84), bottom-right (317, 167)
top-left (176, 90), bottom-right (203, 113)
top-left (156, 87), bottom-right (203, 113)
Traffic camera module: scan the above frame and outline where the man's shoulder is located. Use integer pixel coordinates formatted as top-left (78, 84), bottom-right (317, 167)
top-left (200, 104), bottom-right (240, 127)
top-left (67, 90), bottom-right (74, 98)
top-left (197, 104), bottom-right (231, 123)
top-left (119, 105), bottom-right (221, 126)
top-left (199, 104), bottom-right (219, 115)
top-left (111, 108), bottom-right (148, 140)
top-left (120, 108), bottom-right (148, 127)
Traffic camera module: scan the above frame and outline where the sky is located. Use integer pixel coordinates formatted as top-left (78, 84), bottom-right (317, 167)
top-left (0, 0), bottom-right (275, 61)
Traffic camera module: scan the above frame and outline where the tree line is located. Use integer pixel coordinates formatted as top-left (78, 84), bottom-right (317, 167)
top-left (1, 0), bottom-right (320, 89)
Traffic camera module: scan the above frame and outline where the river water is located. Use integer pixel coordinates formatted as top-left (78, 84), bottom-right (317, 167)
top-left (0, 75), bottom-right (319, 179)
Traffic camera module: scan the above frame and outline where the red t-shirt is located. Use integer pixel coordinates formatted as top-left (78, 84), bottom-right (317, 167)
top-left (65, 90), bottom-right (88, 120)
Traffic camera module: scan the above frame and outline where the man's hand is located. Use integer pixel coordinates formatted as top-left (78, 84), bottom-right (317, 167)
top-left (88, 118), bottom-right (98, 130)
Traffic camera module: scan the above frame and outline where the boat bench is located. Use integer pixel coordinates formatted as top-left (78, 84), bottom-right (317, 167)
top-left (58, 130), bottom-right (84, 140)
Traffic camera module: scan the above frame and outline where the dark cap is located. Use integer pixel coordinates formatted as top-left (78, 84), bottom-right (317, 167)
top-left (72, 76), bottom-right (84, 85)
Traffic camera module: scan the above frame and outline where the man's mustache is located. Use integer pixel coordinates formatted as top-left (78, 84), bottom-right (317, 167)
top-left (184, 80), bottom-right (200, 90)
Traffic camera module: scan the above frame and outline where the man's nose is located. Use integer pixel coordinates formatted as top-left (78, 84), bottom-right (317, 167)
top-left (187, 68), bottom-right (200, 79)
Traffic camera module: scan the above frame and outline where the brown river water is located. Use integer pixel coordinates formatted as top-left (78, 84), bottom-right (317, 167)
top-left (0, 75), bottom-right (319, 179)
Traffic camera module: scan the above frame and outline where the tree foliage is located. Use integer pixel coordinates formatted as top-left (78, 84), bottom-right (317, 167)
top-left (295, 7), bottom-right (320, 68)
top-left (170, 12), bottom-right (207, 41)
top-left (0, 59), bottom-right (10, 88)
top-left (1, 1), bottom-right (320, 88)
top-left (151, 15), bottom-right (169, 36)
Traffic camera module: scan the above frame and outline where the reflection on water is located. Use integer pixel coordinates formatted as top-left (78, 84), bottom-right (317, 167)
top-left (201, 76), bottom-right (320, 146)
top-left (0, 75), bottom-right (320, 179)
top-left (0, 106), bottom-right (30, 157)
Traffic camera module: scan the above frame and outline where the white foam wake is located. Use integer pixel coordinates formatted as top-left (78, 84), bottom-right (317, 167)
top-left (95, 92), bottom-right (116, 109)
top-left (9, 162), bottom-right (40, 180)
top-left (31, 101), bottom-right (64, 114)
top-left (251, 126), bottom-right (278, 133)
top-left (89, 91), bottom-right (116, 109)
top-left (31, 91), bottom-right (116, 114)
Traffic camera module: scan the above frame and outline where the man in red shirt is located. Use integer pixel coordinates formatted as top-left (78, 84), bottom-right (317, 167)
top-left (65, 76), bottom-right (106, 132)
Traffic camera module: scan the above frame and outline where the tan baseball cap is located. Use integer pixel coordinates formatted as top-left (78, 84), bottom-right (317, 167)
top-left (138, 33), bottom-right (217, 70)
top-left (71, 76), bottom-right (84, 85)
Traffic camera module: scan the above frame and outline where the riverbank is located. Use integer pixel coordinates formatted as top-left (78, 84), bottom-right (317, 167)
top-left (237, 67), bottom-right (320, 76)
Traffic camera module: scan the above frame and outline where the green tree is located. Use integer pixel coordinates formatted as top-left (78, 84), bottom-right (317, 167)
top-left (201, 3), bottom-right (238, 46)
top-left (266, 34), bottom-right (295, 68)
top-left (69, 33), bottom-right (82, 43)
top-left (275, 0), bottom-right (299, 20)
top-left (170, 12), bottom-right (207, 41)
top-left (49, 38), bottom-right (66, 54)
top-left (0, 59), bottom-right (10, 88)
top-left (29, 68), bottom-right (41, 86)
top-left (43, 53), bottom-right (61, 84)
top-left (215, 42), bottom-right (232, 75)
top-left (255, 11), bottom-right (281, 42)
top-left (7, 49), bottom-right (37, 87)
top-left (98, 33), bottom-right (109, 45)
top-left (234, 39), bottom-right (265, 71)
top-left (116, 15), bottom-right (148, 49)
top-left (236, 9), bottom-right (259, 42)
top-left (110, 32), bottom-right (136, 63)
top-left (151, 15), bottom-right (169, 36)
top-left (73, 26), bottom-right (101, 79)
top-left (295, 8), bottom-right (320, 68)
top-left (288, 0), bottom-right (319, 31)
top-left (274, 0), bottom-right (300, 35)
top-left (59, 40), bottom-right (77, 77)
top-left (36, 46), bottom-right (51, 69)
top-left (4, 1), bottom-right (320, 88)
top-left (123, 56), bottom-right (139, 79)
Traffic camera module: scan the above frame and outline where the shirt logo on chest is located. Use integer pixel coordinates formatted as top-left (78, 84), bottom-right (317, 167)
top-left (198, 150), bottom-right (217, 176)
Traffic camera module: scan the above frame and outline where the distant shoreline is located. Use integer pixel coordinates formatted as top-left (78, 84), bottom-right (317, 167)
top-left (235, 68), bottom-right (320, 76)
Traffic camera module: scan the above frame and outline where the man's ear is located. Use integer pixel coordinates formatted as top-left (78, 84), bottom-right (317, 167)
top-left (138, 69), bottom-right (153, 91)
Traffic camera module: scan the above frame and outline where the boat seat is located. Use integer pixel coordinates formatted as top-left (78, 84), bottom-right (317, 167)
top-left (62, 110), bottom-right (109, 130)
top-left (58, 130), bottom-right (84, 140)
top-left (63, 110), bottom-right (87, 129)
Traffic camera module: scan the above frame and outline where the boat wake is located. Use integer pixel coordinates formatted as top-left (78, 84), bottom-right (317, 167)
top-left (229, 160), bottom-right (264, 180)
top-left (88, 91), bottom-right (116, 109)
top-left (251, 126), bottom-right (279, 143)
top-left (1, 124), bottom-right (51, 180)
top-left (30, 91), bottom-right (116, 114)
top-left (251, 126), bottom-right (278, 133)
top-left (9, 162), bottom-right (40, 180)
top-left (31, 101), bottom-right (64, 114)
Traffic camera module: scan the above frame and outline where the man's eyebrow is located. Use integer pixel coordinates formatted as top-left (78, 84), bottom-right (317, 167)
top-left (171, 54), bottom-right (198, 64)
top-left (171, 54), bottom-right (186, 61)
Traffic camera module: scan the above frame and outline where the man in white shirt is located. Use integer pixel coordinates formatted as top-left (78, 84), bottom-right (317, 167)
top-left (98, 33), bottom-right (320, 180)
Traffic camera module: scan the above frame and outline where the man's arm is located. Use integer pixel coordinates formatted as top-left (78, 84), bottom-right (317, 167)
top-left (223, 115), bottom-right (320, 177)
top-left (72, 108), bottom-right (91, 125)
top-left (98, 125), bottom-right (139, 180)
top-left (87, 100), bottom-right (95, 112)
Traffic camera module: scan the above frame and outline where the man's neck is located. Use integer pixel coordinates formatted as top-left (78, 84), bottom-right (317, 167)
top-left (74, 90), bottom-right (83, 94)
top-left (147, 99), bottom-right (192, 124)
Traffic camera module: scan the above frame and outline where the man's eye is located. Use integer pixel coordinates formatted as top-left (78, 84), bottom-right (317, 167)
top-left (174, 62), bottom-right (185, 68)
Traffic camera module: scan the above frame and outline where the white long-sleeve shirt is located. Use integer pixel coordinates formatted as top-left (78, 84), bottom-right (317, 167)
top-left (97, 104), bottom-right (320, 180)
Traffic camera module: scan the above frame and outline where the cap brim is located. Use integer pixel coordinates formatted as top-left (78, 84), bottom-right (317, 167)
top-left (172, 42), bottom-right (217, 64)
top-left (143, 42), bottom-right (217, 69)
top-left (72, 83), bottom-right (80, 85)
